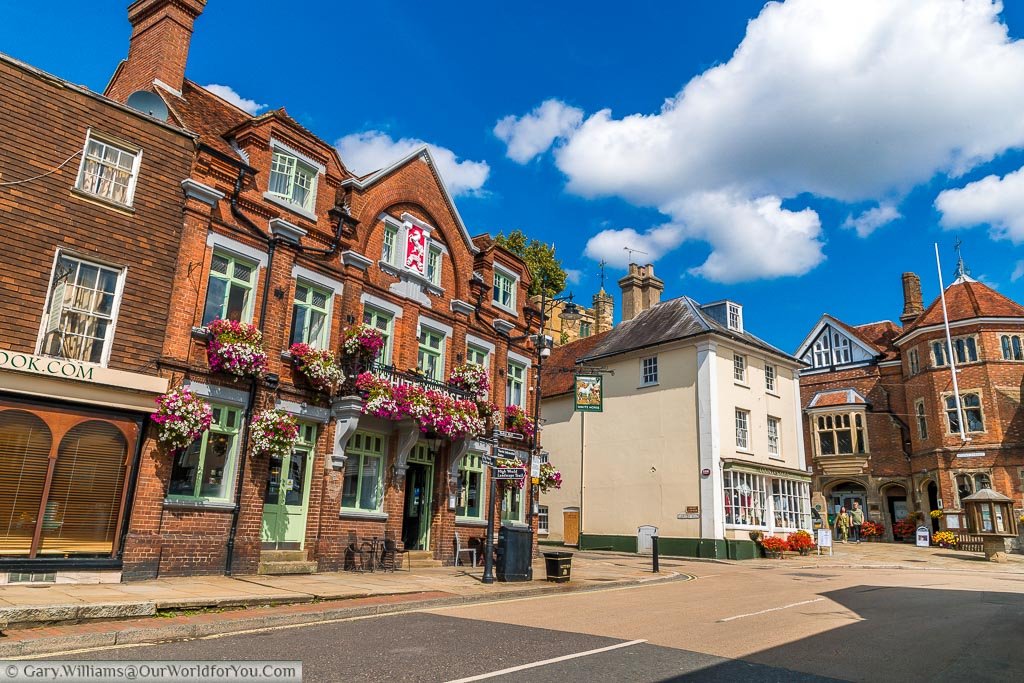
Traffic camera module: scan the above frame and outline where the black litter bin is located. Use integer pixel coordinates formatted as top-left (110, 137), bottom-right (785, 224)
top-left (496, 522), bottom-right (532, 582)
top-left (542, 551), bottom-right (573, 583)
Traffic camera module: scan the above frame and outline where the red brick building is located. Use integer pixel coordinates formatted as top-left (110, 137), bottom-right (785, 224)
top-left (797, 264), bottom-right (1024, 542)
top-left (0, 50), bottom-right (196, 580)
top-left (102, 0), bottom-right (541, 579)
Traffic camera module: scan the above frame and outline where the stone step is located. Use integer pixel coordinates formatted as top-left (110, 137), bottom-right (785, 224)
top-left (257, 560), bottom-right (318, 575)
top-left (406, 550), bottom-right (443, 568)
top-left (260, 550), bottom-right (307, 563)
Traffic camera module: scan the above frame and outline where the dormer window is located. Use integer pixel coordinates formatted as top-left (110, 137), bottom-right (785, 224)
top-left (493, 266), bottom-right (518, 312)
top-left (268, 149), bottom-right (318, 213)
top-left (727, 303), bottom-right (742, 332)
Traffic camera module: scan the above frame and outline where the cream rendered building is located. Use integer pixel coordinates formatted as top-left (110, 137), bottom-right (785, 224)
top-left (539, 278), bottom-right (810, 559)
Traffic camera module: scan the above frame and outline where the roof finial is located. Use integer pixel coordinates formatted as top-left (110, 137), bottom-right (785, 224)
top-left (598, 259), bottom-right (607, 290)
top-left (952, 238), bottom-right (972, 282)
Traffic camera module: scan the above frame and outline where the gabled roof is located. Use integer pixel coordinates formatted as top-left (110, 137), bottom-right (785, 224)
top-left (896, 278), bottom-right (1024, 340)
top-left (541, 331), bottom-right (613, 399)
top-left (794, 314), bottom-right (891, 362)
top-left (806, 388), bottom-right (869, 409)
top-left (341, 146), bottom-right (478, 255)
top-left (578, 296), bottom-right (795, 364)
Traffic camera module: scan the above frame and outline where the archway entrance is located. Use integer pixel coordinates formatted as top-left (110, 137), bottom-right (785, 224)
top-left (827, 481), bottom-right (866, 518)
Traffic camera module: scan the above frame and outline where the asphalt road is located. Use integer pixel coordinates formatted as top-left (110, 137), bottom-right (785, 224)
top-left (42, 562), bottom-right (1024, 682)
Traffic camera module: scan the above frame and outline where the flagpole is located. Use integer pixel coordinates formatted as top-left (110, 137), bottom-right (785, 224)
top-left (934, 243), bottom-right (968, 442)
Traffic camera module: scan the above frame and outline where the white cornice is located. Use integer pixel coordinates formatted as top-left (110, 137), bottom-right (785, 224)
top-left (895, 317), bottom-right (1024, 346)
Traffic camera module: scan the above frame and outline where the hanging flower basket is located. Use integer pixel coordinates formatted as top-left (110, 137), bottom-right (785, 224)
top-left (207, 319), bottom-right (267, 379)
top-left (342, 323), bottom-right (385, 373)
top-left (289, 343), bottom-right (343, 394)
top-left (929, 509), bottom-right (944, 519)
top-left (152, 388), bottom-right (213, 451)
top-left (249, 408), bottom-right (300, 459)
top-left (353, 372), bottom-right (485, 438)
top-left (504, 404), bottom-right (536, 439)
top-left (496, 457), bottom-right (526, 494)
top-left (448, 363), bottom-right (491, 399)
top-left (537, 462), bottom-right (562, 494)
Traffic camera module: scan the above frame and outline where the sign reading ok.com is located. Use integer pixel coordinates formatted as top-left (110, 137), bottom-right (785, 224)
top-left (0, 350), bottom-right (95, 381)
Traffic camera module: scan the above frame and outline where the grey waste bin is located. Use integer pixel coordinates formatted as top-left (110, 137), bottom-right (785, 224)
top-left (496, 521), bottom-right (533, 582)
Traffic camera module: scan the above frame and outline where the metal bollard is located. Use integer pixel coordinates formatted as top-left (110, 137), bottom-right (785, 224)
top-left (652, 535), bottom-right (660, 573)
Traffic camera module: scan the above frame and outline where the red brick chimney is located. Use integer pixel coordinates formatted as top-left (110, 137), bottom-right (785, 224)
top-left (900, 272), bottom-right (923, 327)
top-left (106, 0), bottom-right (206, 102)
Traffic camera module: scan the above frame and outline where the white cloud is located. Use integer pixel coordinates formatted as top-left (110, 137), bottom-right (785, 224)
top-left (936, 166), bottom-right (1024, 243)
top-left (203, 84), bottom-right (266, 115)
top-left (335, 131), bottom-right (490, 197)
top-left (494, 99), bottom-right (583, 163)
top-left (507, 0), bottom-right (1024, 282)
top-left (564, 268), bottom-right (583, 285)
top-left (583, 224), bottom-right (686, 268)
top-left (1012, 261), bottom-right (1024, 282)
top-left (842, 205), bottom-right (902, 238)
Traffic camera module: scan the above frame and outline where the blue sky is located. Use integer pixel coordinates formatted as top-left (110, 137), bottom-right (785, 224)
top-left (7, 1), bottom-right (1024, 352)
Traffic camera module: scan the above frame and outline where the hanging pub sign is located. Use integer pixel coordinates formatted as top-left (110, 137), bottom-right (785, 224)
top-left (574, 374), bottom-right (603, 412)
top-left (405, 224), bottom-right (427, 275)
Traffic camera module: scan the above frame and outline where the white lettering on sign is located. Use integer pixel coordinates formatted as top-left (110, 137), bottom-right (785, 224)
top-left (493, 467), bottom-right (525, 480)
top-left (0, 351), bottom-right (95, 381)
top-left (956, 451), bottom-right (985, 459)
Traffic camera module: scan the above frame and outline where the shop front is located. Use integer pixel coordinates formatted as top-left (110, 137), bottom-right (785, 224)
top-left (722, 461), bottom-right (813, 539)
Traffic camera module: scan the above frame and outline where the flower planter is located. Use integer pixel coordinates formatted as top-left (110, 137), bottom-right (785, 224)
top-left (206, 319), bottom-right (267, 379)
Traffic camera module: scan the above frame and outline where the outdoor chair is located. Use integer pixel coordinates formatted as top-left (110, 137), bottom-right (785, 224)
top-left (345, 530), bottom-right (369, 572)
top-left (382, 530), bottom-right (410, 572)
top-left (454, 531), bottom-right (477, 568)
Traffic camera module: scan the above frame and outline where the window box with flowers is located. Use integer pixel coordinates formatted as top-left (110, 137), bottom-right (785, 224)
top-left (289, 343), bottom-right (343, 394)
top-left (760, 535), bottom-right (788, 558)
top-left (206, 319), bottom-right (268, 379)
top-left (152, 388), bottom-right (213, 451)
top-left (353, 372), bottom-right (486, 439)
top-left (249, 408), bottom-right (300, 459)
top-left (505, 404), bottom-right (536, 439)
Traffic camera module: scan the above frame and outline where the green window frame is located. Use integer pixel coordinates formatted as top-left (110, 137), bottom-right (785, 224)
top-left (418, 326), bottom-right (446, 380)
top-left (362, 306), bottom-right (394, 365)
top-left (493, 270), bottom-right (516, 310)
top-left (427, 247), bottom-right (442, 286)
top-left (268, 150), bottom-right (318, 211)
top-left (506, 361), bottom-right (526, 407)
top-left (290, 280), bottom-right (332, 347)
top-left (579, 321), bottom-right (591, 338)
top-left (457, 452), bottom-right (486, 520)
top-left (341, 431), bottom-right (386, 512)
top-left (203, 250), bottom-right (257, 325)
top-left (467, 343), bottom-right (489, 367)
top-left (502, 486), bottom-right (524, 523)
top-left (167, 402), bottom-right (241, 503)
top-left (382, 224), bottom-right (398, 265)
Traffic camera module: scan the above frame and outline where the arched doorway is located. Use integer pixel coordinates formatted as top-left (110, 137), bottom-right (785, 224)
top-left (826, 481), bottom-right (866, 521)
top-left (880, 483), bottom-right (908, 539)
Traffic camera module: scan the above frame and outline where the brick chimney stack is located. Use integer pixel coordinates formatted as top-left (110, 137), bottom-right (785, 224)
top-left (618, 263), bottom-right (664, 322)
top-left (106, 0), bottom-right (206, 102)
top-left (900, 272), bottom-right (923, 327)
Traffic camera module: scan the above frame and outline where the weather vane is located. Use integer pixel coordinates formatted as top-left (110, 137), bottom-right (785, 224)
top-left (598, 260), bottom-right (607, 289)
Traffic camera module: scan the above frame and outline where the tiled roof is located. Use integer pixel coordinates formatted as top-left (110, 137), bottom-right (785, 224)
top-left (900, 278), bottom-right (1024, 337)
top-left (807, 388), bottom-right (868, 409)
top-left (854, 320), bottom-right (901, 361)
top-left (579, 296), bottom-right (795, 364)
top-left (541, 331), bottom-right (612, 398)
top-left (159, 80), bottom-right (250, 160)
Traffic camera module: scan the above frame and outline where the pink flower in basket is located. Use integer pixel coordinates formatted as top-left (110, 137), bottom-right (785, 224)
top-left (207, 319), bottom-right (267, 378)
top-left (152, 388), bottom-right (213, 450)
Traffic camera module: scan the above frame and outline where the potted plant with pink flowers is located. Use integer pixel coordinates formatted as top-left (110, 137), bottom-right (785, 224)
top-left (342, 323), bottom-right (385, 369)
top-left (249, 408), bottom-right (300, 459)
top-left (448, 363), bottom-right (490, 400)
top-left (537, 462), bottom-right (562, 494)
top-left (505, 404), bottom-right (536, 439)
top-left (289, 343), bottom-right (343, 394)
top-left (206, 319), bottom-right (268, 379)
top-left (152, 388), bottom-right (213, 451)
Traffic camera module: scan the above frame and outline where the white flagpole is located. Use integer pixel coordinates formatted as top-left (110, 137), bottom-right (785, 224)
top-left (934, 243), bottom-right (968, 442)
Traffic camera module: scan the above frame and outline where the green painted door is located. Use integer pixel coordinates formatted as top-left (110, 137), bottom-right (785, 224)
top-left (402, 443), bottom-right (435, 551)
top-left (261, 423), bottom-right (316, 549)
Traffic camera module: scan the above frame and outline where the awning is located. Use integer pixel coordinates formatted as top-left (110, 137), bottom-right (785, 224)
top-left (722, 459), bottom-right (812, 482)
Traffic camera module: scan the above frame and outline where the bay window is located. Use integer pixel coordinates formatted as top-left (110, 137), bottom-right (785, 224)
top-left (40, 253), bottom-right (124, 365)
top-left (945, 392), bottom-right (984, 433)
top-left (203, 250), bottom-right (257, 325)
top-left (341, 431), bottom-right (386, 512)
top-left (813, 411), bottom-right (867, 455)
top-left (268, 150), bottom-right (318, 212)
top-left (724, 470), bottom-right (811, 531)
top-left (933, 336), bottom-right (978, 367)
top-left (723, 470), bottom-right (767, 527)
top-left (1001, 334), bottom-right (1023, 361)
top-left (168, 402), bottom-right (240, 503)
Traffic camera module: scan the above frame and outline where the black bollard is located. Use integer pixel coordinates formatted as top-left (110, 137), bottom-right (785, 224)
top-left (652, 535), bottom-right (660, 573)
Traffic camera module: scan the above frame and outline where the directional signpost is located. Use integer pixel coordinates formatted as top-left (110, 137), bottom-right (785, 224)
top-left (494, 447), bottom-right (519, 459)
top-left (494, 467), bottom-right (526, 480)
top-left (492, 429), bottom-right (523, 441)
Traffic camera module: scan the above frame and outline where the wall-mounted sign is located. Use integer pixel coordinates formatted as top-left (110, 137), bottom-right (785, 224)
top-left (676, 513), bottom-right (699, 520)
top-left (574, 374), bottom-right (603, 412)
top-left (531, 459), bottom-right (541, 478)
top-left (494, 467), bottom-right (525, 480)
top-left (405, 224), bottom-right (427, 275)
top-left (494, 447), bottom-right (519, 459)
top-left (686, 506), bottom-right (699, 514)
top-left (701, 468), bottom-right (711, 477)
top-left (0, 350), bottom-right (97, 381)
top-left (956, 451), bottom-right (985, 459)
top-left (492, 429), bottom-right (524, 441)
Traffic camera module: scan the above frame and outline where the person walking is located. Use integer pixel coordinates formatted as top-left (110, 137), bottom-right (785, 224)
top-left (850, 501), bottom-right (865, 543)
top-left (834, 506), bottom-right (851, 544)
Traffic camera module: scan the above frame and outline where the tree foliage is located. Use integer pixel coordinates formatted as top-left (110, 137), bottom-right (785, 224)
top-left (493, 230), bottom-right (567, 298)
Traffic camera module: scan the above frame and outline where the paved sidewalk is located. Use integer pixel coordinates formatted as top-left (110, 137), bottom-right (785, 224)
top-left (0, 553), bottom-right (687, 656)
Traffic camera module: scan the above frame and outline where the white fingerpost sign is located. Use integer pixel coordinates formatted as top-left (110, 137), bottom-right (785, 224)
top-left (817, 528), bottom-right (833, 556)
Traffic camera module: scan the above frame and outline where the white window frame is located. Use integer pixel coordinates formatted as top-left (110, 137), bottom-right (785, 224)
top-left (74, 129), bottom-right (143, 207)
top-left (266, 143), bottom-right (321, 215)
top-left (640, 356), bottom-right (659, 387)
top-left (492, 265), bottom-right (519, 313)
top-left (733, 354), bottom-right (747, 383)
top-left (727, 303), bottom-right (743, 332)
top-left (36, 250), bottom-right (127, 367)
top-left (537, 505), bottom-right (549, 534)
top-left (764, 363), bottom-right (776, 393)
top-left (831, 333), bottom-right (851, 365)
top-left (290, 278), bottom-right (333, 348)
top-left (767, 416), bottom-right (781, 457)
top-left (735, 409), bottom-right (750, 451)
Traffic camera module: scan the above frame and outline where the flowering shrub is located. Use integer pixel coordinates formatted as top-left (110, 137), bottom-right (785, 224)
top-left (505, 405), bottom-right (536, 439)
top-left (929, 509), bottom-right (944, 519)
top-left (932, 530), bottom-right (958, 549)
top-left (289, 343), bottom-right (343, 394)
top-left (760, 536), bottom-right (788, 555)
top-left (207, 319), bottom-right (267, 378)
top-left (250, 409), bottom-right (300, 459)
top-left (860, 520), bottom-right (885, 538)
top-left (537, 462), bottom-right (562, 494)
top-left (152, 388), bottom-right (213, 450)
top-left (448, 363), bottom-right (491, 399)
top-left (343, 324), bottom-right (385, 361)
top-left (893, 517), bottom-right (918, 538)
top-left (354, 372), bottom-right (485, 438)
top-left (496, 457), bottom-right (526, 493)
top-left (787, 530), bottom-right (815, 553)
